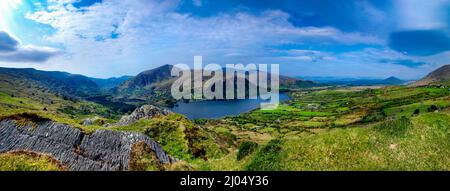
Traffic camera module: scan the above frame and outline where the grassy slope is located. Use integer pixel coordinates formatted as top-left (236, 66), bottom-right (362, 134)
top-left (196, 112), bottom-right (449, 171)
top-left (109, 114), bottom-right (230, 161)
top-left (193, 86), bottom-right (450, 171)
top-left (0, 87), bottom-right (118, 133)
top-left (0, 152), bottom-right (64, 171)
top-left (255, 113), bottom-right (449, 170)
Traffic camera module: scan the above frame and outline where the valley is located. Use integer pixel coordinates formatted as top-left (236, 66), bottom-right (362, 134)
top-left (0, 65), bottom-right (449, 171)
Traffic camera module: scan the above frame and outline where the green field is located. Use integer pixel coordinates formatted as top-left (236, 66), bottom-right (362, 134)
top-left (190, 86), bottom-right (450, 171)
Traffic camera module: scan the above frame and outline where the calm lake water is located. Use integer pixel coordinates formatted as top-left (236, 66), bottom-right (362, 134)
top-left (170, 93), bottom-right (290, 119)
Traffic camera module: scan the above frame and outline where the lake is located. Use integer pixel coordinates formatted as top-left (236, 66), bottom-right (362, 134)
top-left (170, 93), bottom-right (290, 119)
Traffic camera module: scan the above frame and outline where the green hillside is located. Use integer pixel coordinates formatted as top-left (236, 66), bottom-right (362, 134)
top-left (190, 86), bottom-right (449, 171)
top-left (0, 66), bottom-right (449, 171)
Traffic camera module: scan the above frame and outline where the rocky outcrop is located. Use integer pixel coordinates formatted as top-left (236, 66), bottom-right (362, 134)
top-left (113, 104), bottom-right (172, 127)
top-left (0, 119), bottom-right (176, 171)
top-left (82, 116), bottom-right (100, 126)
top-left (82, 116), bottom-right (108, 126)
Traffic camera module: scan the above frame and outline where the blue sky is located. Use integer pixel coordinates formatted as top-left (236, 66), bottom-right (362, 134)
top-left (0, 0), bottom-right (449, 79)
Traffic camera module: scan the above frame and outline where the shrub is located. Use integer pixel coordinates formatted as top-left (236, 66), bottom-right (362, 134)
top-left (237, 141), bottom-right (258, 161)
top-left (0, 112), bottom-right (49, 122)
top-left (428, 105), bottom-right (438, 112)
top-left (192, 118), bottom-right (208, 125)
top-left (374, 117), bottom-right (412, 137)
top-left (144, 120), bottom-right (189, 160)
top-left (128, 142), bottom-right (161, 171)
top-left (361, 110), bottom-right (386, 123)
top-left (245, 139), bottom-right (284, 171)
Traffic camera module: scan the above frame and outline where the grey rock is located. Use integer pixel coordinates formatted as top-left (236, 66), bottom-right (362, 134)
top-left (0, 119), bottom-right (176, 171)
top-left (113, 104), bottom-right (172, 127)
top-left (82, 116), bottom-right (99, 126)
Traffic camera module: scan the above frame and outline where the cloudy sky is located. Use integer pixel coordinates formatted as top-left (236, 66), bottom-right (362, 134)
top-left (0, 0), bottom-right (449, 79)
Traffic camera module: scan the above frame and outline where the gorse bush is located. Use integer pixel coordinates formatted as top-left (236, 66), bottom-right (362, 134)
top-left (143, 114), bottom-right (227, 161)
top-left (128, 142), bottom-right (160, 171)
top-left (144, 119), bottom-right (190, 160)
top-left (237, 141), bottom-right (258, 161)
top-left (245, 139), bottom-right (284, 171)
top-left (362, 110), bottom-right (386, 123)
top-left (428, 105), bottom-right (438, 112)
top-left (192, 118), bottom-right (208, 125)
top-left (374, 116), bottom-right (412, 137)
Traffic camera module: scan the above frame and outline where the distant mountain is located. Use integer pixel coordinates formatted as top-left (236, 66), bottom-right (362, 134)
top-left (300, 76), bottom-right (372, 82)
top-left (412, 65), bottom-right (450, 86)
top-left (0, 67), bottom-right (99, 98)
top-left (120, 64), bottom-right (173, 89)
top-left (275, 74), bottom-right (315, 88)
top-left (112, 65), bottom-right (176, 106)
top-left (113, 65), bottom-right (317, 106)
top-left (90, 76), bottom-right (133, 90)
top-left (301, 76), bottom-right (405, 86)
top-left (0, 67), bottom-right (137, 115)
top-left (381, 76), bottom-right (405, 85)
top-left (0, 66), bottom-right (317, 108)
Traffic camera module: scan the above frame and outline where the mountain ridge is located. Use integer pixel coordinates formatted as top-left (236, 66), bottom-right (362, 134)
top-left (0, 67), bottom-right (100, 98)
top-left (90, 76), bottom-right (133, 90)
top-left (411, 64), bottom-right (450, 86)
top-left (382, 76), bottom-right (404, 85)
top-left (113, 64), bottom-right (318, 106)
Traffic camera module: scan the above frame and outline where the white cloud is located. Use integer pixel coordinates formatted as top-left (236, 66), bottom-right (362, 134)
top-left (25, 0), bottom-right (384, 78)
top-left (0, 0), bottom-right (23, 31)
top-left (282, 50), bottom-right (336, 62)
top-left (0, 45), bottom-right (61, 62)
top-left (0, 31), bottom-right (61, 63)
top-left (273, 47), bottom-right (449, 80)
top-left (192, 0), bottom-right (202, 7)
top-left (395, 0), bottom-right (450, 30)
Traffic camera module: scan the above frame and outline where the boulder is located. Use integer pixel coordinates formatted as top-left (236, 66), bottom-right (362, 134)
top-left (113, 104), bottom-right (172, 127)
top-left (82, 116), bottom-right (99, 126)
top-left (0, 119), bottom-right (176, 171)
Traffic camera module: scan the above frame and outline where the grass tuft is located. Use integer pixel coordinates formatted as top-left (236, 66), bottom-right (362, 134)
top-left (237, 141), bottom-right (258, 161)
top-left (0, 151), bottom-right (65, 171)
